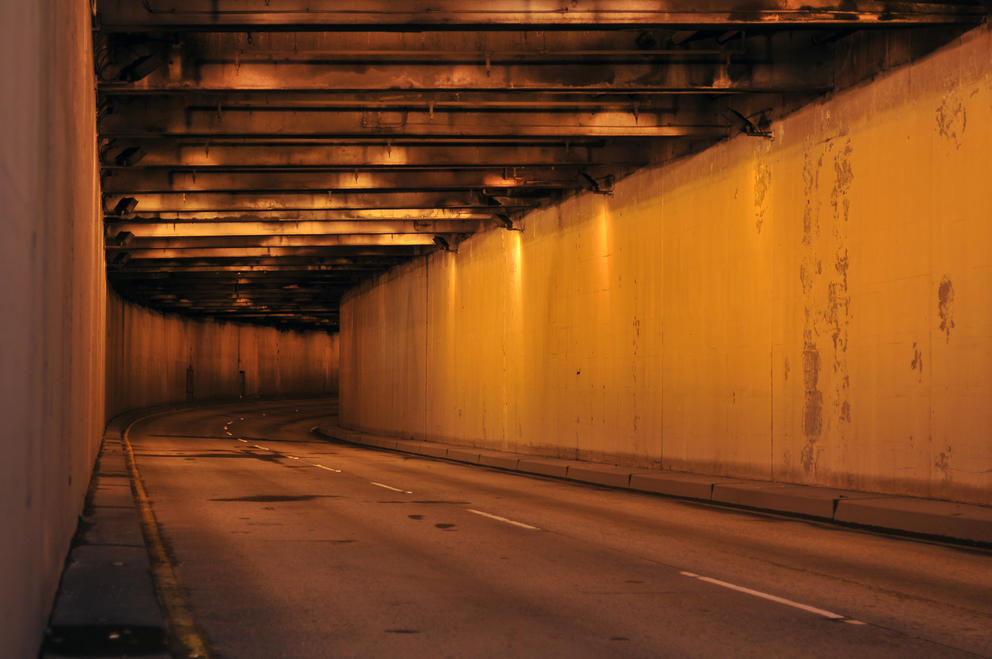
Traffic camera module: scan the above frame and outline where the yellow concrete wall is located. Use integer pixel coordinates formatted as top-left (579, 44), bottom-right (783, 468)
top-left (0, 1), bottom-right (107, 655)
top-left (106, 292), bottom-right (339, 416)
top-left (341, 23), bottom-right (992, 506)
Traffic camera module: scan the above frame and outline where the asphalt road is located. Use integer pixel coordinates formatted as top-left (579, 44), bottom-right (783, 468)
top-left (128, 400), bottom-right (992, 658)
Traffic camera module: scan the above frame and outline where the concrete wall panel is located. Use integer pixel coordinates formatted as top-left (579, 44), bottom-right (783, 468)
top-left (341, 24), bottom-right (992, 505)
top-left (106, 292), bottom-right (339, 416)
top-left (0, 1), bottom-right (106, 655)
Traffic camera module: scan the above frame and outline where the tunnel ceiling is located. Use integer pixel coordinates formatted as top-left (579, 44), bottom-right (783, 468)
top-left (95, 1), bottom-right (986, 331)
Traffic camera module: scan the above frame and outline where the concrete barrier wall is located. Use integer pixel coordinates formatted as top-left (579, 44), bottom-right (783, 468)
top-left (0, 1), bottom-right (107, 656)
top-left (106, 292), bottom-right (339, 416)
top-left (341, 23), bottom-right (992, 506)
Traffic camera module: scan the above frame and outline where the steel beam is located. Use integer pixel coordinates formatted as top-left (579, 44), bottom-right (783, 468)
top-left (100, 141), bottom-right (647, 168)
top-left (108, 233), bottom-right (456, 248)
top-left (105, 219), bottom-right (494, 237)
top-left (105, 29), bottom-right (735, 59)
top-left (99, 102), bottom-right (730, 139)
top-left (111, 255), bottom-right (411, 266)
top-left (103, 191), bottom-right (537, 212)
top-left (101, 169), bottom-right (592, 193)
top-left (112, 209), bottom-right (498, 221)
top-left (108, 264), bottom-right (401, 273)
top-left (104, 59), bottom-right (828, 93)
top-left (114, 246), bottom-right (431, 259)
top-left (96, 1), bottom-right (987, 30)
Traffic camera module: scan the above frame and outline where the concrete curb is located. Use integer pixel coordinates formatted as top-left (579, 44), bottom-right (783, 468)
top-left (315, 425), bottom-right (992, 547)
top-left (42, 410), bottom-right (174, 659)
top-left (43, 398), bottom-right (336, 657)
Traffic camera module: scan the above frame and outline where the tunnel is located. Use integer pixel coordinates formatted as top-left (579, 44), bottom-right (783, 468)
top-left (3, 1), bottom-right (992, 657)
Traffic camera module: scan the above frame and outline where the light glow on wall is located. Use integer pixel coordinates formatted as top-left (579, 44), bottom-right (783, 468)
top-left (596, 202), bottom-right (615, 295)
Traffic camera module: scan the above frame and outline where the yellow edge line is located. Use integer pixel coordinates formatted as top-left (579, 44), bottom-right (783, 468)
top-left (122, 414), bottom-right (213, 659)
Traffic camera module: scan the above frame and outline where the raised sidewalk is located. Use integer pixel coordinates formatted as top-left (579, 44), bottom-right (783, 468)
top-left (315, 424), bottom-right (992, 547)
top-left (42, 407), bottom-right (175, 659)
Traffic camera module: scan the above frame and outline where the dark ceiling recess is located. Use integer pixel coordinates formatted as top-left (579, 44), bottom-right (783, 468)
top-left (95, 1), bottom-right (986, 332)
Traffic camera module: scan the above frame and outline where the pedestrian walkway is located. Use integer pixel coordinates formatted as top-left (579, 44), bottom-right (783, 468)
top-left (42, 408), bottom-right (172, 659)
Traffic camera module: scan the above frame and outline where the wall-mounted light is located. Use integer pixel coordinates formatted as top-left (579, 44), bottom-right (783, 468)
top-left (114, 146), bottom-right (146, 167)
top-left (119, 50), bottom-right (166, 82)
top-left (723, 108), bottom-right (773, 139)
top-left (114, 231), bottom-right (135, 247)
top-left (496, 212), bottom-right (521, 232)
top-left (582, 172), bottom-right (615, 195)
top-left (112, 197), bottom-right (138, 215)
top-left (433, 235), bottom-right (453, 252)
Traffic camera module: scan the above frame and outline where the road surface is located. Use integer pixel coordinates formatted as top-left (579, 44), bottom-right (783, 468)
top-left (127, 399), bottom-right (992, 658)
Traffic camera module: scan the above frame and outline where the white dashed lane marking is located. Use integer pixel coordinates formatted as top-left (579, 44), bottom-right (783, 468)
top-left (679, 572), bottom-right (863, 624)
top-left (370, 481), bottom-right (411, 494)
top-left (466, 509), bottom-right (540, 531)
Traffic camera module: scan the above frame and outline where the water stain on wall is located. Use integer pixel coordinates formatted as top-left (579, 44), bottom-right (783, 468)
top-left (754, 162), bottom-right (771, 233)
top-left (796, 136), bottom-right (854, 477)
top-left (911, 342), bottom-right (924, 382)
top-left (938, 276), bottom-right (955, 342)
top-left (801, 345), bottom-right (823, 474)
top-left (830, 141), bottom-right (854, 223)
top-left (801, 149), bottom-right (825, 246)
top-left (935, 445), bottom-right (953, 482)
top-left (936, 93), bottom-right (967, 148)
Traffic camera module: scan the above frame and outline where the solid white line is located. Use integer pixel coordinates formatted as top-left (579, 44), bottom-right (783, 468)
top-left (370, 481), bottom-right (411, 494)
top-left (313, 464), bottom-right (342, 473)
top-left (252, 444), bottom-right (269, 450)
top-left (679, 571), bottom-right (844, 619)
top-left (467, 509), bottom-right (540, 531)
